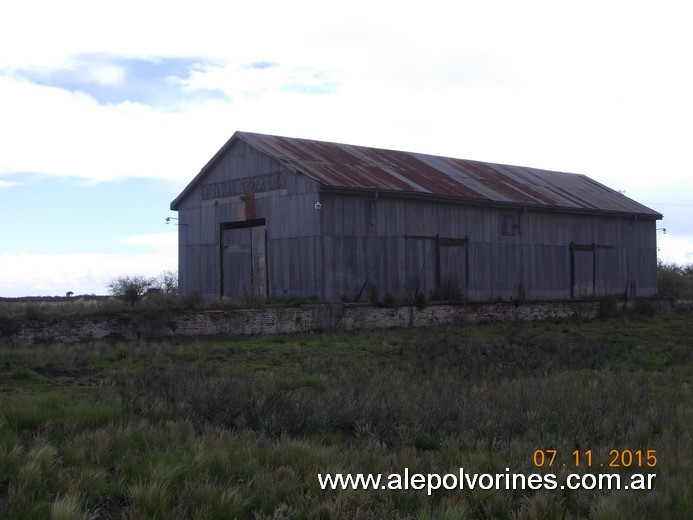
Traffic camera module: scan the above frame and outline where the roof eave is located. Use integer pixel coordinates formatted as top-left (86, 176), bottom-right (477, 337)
top-left (317, 185), bottom-right (663, 221)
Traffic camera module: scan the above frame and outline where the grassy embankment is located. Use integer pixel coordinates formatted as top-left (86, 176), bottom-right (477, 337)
top-left (0, 312), bottom-right (691, 518)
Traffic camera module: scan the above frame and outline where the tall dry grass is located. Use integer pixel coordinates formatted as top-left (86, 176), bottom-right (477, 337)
top-left (0, 313), bottom-right (690, 517)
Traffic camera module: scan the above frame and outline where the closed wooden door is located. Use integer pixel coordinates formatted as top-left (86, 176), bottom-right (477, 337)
top-left (222, 224), bottom-right (267, 298)
top-left (572, 248), bottom-right (594, 297)
top-left (438, 243), bottom-right (468, 297)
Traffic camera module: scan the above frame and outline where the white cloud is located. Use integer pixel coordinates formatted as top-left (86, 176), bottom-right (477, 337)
top-left (0, 75), bottom-right (222, 181)
top-left (2, 1), bottom-right (690, 187)
top-left (0, 232), bottom-right (177, 297)
top-left (81, 62), bottom-right (126, 87)
top-left (0, 180), bottom-right (20, 189)
top-left (657, 233), bottom-right (693, 266)
top-left (120, 232), bottom-right (177, 255)
top-left (0, 251), bottom-right (176, 297)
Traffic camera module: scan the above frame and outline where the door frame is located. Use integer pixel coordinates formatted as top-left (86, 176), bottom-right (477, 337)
top-left (219, 218), bottom-right (267, 299)
top-left (569, 242), bottom-right (617, 298)
top-left (404, 234), bottom-right (469, 297)
top-left (569, 242), bottom-right (595, 298)
top-left (436, 236), bottom-right (470, 297)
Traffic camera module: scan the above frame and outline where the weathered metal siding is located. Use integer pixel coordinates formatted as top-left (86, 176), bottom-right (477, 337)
top-left (176, 140), bottom-right (322, 299)
top-left (315, 193), bottom-right (658, 302)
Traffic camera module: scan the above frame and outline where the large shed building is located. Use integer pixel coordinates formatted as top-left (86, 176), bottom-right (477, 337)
top-left (170, 131), bottom-right (662, 302)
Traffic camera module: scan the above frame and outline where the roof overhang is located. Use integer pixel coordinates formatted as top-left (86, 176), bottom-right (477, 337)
top-left (317, 185), bottom-right (663, 221)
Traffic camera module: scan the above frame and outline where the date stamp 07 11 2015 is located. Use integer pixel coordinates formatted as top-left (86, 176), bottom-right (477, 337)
top-left (532, 449), bottom-right (658, 469)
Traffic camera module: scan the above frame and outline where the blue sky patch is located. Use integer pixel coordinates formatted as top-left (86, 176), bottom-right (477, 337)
top-left (12, 54), bottom-right (229, 108)
top-left (0, 174), bottom-right (181, 255)
top-left (244, 61), bottom-right (277, 70)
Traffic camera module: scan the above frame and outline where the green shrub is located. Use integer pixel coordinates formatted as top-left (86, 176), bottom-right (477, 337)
top-left (598, 295), bottom-right (620, 318)
top-left (657, 261), bottom-right (693, 300)
top-left (429, 280), bottom-right (464, 302)
top-left (3, 394), bottom-right (68, 430)
top-left (0, 309), bottom-right (22, 335)
top-left (25, 304), bottom-right (46, 320)
top-left (108, 271), bottom-right (179, 304)
top-left (381, 292), bottom-right (400, 308)
top-left (633, 298), bottom-right (658, 317)
top-left (8, 367), bottom-right (40, 380)
top-left (65, 402), bottom-right (123, 430)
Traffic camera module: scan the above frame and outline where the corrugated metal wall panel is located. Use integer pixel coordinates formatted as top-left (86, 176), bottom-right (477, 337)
top-left (404, 236), bottom-right (437, 298)
top-left (316, 193), bottom-right (658, 302)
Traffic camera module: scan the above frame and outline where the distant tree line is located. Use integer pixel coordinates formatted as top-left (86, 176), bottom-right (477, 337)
top-left (658, 261), bottom-right (693, 300)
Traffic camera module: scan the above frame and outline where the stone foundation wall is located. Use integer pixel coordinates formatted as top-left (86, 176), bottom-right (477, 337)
top-left (0, 299), bottom-right (671, 347)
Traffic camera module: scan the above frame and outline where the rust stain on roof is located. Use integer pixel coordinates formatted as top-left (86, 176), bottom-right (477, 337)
top-left (172, 131), bottom-right (662, 219)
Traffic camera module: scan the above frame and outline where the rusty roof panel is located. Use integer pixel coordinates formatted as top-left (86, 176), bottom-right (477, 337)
top-left (172, 131), bottom-right (661, 218)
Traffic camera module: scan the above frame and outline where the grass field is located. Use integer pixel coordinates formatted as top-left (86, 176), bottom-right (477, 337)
top-left (0, 312), bottom-right (691, 519)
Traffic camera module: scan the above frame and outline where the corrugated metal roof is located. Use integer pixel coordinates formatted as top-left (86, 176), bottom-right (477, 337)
top-left (172, 131), bottom-right (662, 218)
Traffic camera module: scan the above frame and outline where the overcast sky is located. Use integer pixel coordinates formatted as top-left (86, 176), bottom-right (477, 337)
top-left (1, 0), bottom-right (691, 297)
